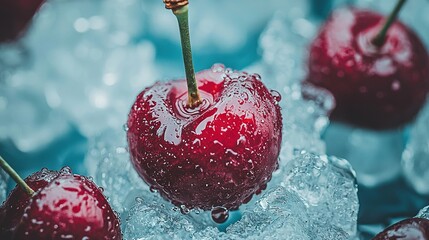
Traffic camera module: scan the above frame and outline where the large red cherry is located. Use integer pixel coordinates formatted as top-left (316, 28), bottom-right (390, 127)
top-left (306, 8), bottom-right (429, 129)
top-left (373, 218), bottom-right (429, 240)
top-left (0, 167), bottom-right (122, 239)
top-left (0, 0), bottom-right (45, 42)
top-left (127, 65), bottom-right (282, 211)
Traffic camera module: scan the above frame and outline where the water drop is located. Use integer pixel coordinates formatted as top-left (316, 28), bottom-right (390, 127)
top-left (270, 90), bottom-right (281, 103)
top-left (123, 124), bottom-right (129, 132)
top-left (59, 166), bottom-right (72, 175)
top-left (149, 186), bottom-right (158, 193)
top-left (252, 73), bottom-right (262, 81)
top-left (211, 206), bottom-right (229, 224)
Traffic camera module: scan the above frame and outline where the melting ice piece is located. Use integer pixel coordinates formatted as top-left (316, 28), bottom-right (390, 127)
top-left (403, 103), bottom-right (429, 194)
top-left (0, 169), bottom-right (8, 203)
top-left (85, 128), bottom-right (148, 215)
top-left (0, 87), bottom-right (69, 152)
top-left (324, 122), bottom-right (405, 187)
top-left (281, 151), bottom-right (359, 237)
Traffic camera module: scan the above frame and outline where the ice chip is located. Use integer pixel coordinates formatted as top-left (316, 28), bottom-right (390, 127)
top-left (281, 151), bottom-right (359, 237)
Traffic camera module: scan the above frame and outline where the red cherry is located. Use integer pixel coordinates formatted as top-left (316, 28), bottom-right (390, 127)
top-left (0, 0), bottom-right (45, 42)
top-left (373, 218), bottom-right (429, 240)
top-left (0, 167), bottom-right (122, 239)
top-left (127, 65), bottom-right (282, 211)
top-left (306, 8), bottom-right (429, 129)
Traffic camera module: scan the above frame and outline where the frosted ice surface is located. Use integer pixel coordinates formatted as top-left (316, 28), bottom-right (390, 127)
top-left (85, 128), bottom-right (148, 215)
top-left (281, 152), bottom-right (358, 237)
top-left (122, 152), bottom-right (357, 240)
top-left (225, 187), bottom-right (312, 240)
top-left (402, 103), bottom-right (429, 194)
top-left (0, 169), bottom-right (8, 204)
top-left (123, 194), bottom-right (211, 240)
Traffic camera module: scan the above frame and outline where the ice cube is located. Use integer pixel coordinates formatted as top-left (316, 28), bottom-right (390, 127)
top-left (402, 103), bottom-right (429, 194)
top-left (226, 187), bottom-right (314, 240)
top-left (84, 128), bottom-right (149, 216)
top-left (0, 86), bottom-right (69, 152)
top-left (281, 151), bottom-right (359, 237)
top-left (123, 193), bottom-right (215, 240)
top-left (324, 123), bottom-right (405, 187)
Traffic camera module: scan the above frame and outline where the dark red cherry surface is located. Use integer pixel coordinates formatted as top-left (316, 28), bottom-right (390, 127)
top-left (306, 8), bottom-right (429, 129)
top-left (127, 64), bottom-right (282, 210)
top-left (0, 0), bottom-right (45, 42)
top-left (373, 218), bottom-right (429, 240)
top-left (0, 167), bottom-right (122, 240)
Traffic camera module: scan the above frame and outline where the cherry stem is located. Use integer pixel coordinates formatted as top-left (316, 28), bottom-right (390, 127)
top-left (0, 155), bottom-right (34, 196)
top-left (372, 0), bottom-right (407, 47)
top-left (172, 5), bottom-right (201, 108)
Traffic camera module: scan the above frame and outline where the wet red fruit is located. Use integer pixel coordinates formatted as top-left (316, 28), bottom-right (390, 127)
top-left (306, 8), bottom-right (429, 129)
top-left (0, 167), bottom-right (122, 239)
top-left (0, 0), bottom-right (45, 42)
top-left (127, 64), bottom-right (282, 211)
top-left (373, 218), bottom-right (429, 240)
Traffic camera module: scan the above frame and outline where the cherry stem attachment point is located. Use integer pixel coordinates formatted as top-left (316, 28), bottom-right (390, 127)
top-left (172, 5), bottom-right (201, 108)
top-left (372, 0), bottom-right (407, 47)
top-left (0, 155), bottom-right (34, 196)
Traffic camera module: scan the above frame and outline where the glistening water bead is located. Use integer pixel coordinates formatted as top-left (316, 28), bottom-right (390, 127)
top-left (211, 206), bottom-right (229, 224)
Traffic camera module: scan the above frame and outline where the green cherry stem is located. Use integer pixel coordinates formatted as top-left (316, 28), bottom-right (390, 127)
top-left (171, 5), bottom-right (201, 108)
top-left (372, 0), bottom-right (407, 47)
top-left (0, 155), bottom-right (34, 196)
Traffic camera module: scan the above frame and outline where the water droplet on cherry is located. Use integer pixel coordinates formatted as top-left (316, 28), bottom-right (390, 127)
top-left (211, 206), bottom-right (229, 224)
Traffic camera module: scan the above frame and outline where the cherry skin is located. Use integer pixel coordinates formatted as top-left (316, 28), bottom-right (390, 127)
top-left (373, 218), bottom-right (429, 240)
top-left (127, 64), bottom-right (282, 211)
top-left (306, 8), bottom-right (429, 129)
top-left (0, 167), bottom-right (122, 240)
top-left (0, 0), bottom-right (45, 42)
